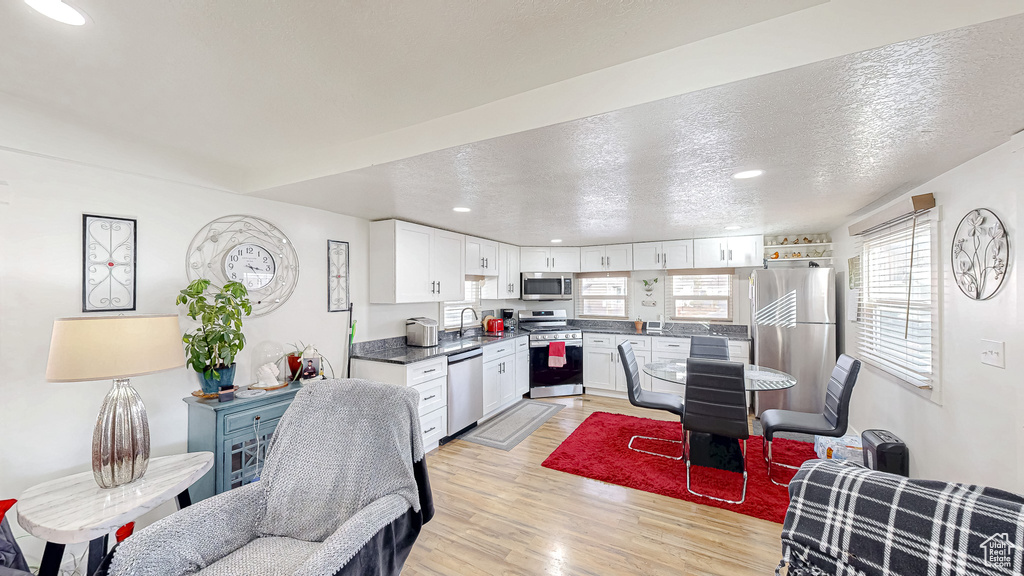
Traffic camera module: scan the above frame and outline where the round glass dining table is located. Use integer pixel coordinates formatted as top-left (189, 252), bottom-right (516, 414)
top-left (643, 360), bottom-right (797, 391)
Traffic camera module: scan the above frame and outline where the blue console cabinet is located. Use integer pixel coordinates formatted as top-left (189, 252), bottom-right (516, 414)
top-left (183, 383), bottom-right (302, 502)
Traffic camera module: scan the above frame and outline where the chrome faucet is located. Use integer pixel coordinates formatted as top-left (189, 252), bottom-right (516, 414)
top-left (459, 307), bottom-right (478, 339)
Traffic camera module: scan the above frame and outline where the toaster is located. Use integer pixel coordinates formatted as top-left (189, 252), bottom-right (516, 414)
top-left (405, 317), bottom-right (439, 347)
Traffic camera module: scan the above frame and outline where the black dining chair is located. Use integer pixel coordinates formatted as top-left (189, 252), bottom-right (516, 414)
top-left (688, 335), bottom-right (731, 360)
top-left (682, 358), bottom-right (749, 504)
top-left (617, 342), bottom-right (686, 459)
top-left (760, 354), bottom-right (862, 486)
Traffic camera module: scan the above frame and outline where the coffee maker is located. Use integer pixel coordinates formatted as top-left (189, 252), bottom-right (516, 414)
top-left (500, 308), bottom-right (516, 331)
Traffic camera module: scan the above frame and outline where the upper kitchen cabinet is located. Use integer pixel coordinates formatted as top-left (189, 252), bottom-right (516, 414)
top-left (520, 246), bottom-right (580, 273)
top-left (484, 243), bottom-right (522, 299)
top-left (693, 235), bottom-right (763, 268)
top-left (580, 244), bottom-right (633, 272)
top-left (465, 236), bottom-right (499, 276)
top-left (369, 220), bottom-right (466, 303)
top-left (631, 240), bottom-right (693, 270)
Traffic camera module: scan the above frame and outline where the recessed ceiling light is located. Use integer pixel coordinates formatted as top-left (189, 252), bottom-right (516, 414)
top-left (452, 207), bottom-right (471, 213)
top-left (25, 0), bottom-right (86, 25)
top-left (550, 239), bottom-right (562, 243)
top-left (732, 169), bottom-right (764, 179)
top-left (724, 225), bottom-right (741, 231)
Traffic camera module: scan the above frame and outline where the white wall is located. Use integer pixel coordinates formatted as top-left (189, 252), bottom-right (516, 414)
top-left (0, 150), bottom-right (372, 563)
top-left (830, 139), bottom-right (1021, 493)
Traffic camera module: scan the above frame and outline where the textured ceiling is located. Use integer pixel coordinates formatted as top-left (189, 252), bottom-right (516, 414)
top-left (0, 0), bottom-right (819, 189)
top-left (254, 15), bottom-right (1024, 245)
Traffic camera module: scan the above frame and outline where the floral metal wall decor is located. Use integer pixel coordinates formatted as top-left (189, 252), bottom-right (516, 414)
top-left (951, 208), bottom-right (1009, 300)
top-left (83, 214), bottom-right (137, 311)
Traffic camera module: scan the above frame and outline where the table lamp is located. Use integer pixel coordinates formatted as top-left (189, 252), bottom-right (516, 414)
top-left (45, 314), bottom-right (185, 488)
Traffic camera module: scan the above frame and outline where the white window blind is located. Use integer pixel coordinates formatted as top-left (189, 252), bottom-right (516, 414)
top-left (577, 273), bottom-right (630, 319)
top-left (666, 271), bottom-right (733, 321)
top-left (442, 280), bottom-right (482, 330)
top-left (856, 213), bottom-right (937, 389)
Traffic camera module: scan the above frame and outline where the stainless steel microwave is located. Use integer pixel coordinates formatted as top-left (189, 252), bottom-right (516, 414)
top-left (521, 273), bottom-right (573, 301)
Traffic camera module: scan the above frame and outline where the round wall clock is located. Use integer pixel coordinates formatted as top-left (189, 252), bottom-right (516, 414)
top-left (186, 215), bottom-right (299, 316)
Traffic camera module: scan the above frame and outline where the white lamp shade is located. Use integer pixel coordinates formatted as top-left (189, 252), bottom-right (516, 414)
top-left (46, 314), bottom-right (186, 382)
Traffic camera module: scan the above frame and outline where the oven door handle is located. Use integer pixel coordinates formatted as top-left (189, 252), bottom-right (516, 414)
top-left (530, 341), bottom-right (583, 348)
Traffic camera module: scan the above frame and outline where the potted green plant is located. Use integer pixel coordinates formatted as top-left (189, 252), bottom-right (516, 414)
top-left (634, 317), bottom-right (644, 334)
top-left (176, 278), bottom-right (252, 394)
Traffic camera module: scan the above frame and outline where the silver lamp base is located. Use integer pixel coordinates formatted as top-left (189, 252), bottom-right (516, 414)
top-left (92, 378), bottom-right (150, 488)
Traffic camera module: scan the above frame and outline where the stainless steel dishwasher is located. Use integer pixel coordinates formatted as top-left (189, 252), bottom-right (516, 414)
top-left (447, 348), bottom-right (483, 436)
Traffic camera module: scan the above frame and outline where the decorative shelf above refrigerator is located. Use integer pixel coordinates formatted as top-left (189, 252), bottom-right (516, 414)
top-left (763, 233), bottom-right (833, 263)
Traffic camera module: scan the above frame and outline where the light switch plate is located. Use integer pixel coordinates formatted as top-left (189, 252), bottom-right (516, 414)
top-left (981, 339), bottom-right (1005, 368)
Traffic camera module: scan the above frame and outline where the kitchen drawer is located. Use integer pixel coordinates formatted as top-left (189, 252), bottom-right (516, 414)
top-left (654, 337), bottom-right (690, 354)
top-left (407, 357), bottom-right (447, 386)
top-left (515, 336), bottom-right (529, 353)
top-left (420, 406), bottom-right (447, 448)
top-left (729, 341), bottom-right (749, 362)
top-left (584, 334), bottom-right (615, 348)
top-left (618, 336), bottom-right (650, 350)
top-left (412, 377), bottom-right (446, 416)
top-left (483, 340), bottom-right (516, 362)
top-left (223, 402), bottom-right (290, 436)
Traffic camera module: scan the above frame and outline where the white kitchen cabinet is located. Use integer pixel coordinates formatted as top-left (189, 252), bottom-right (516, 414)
top-left (499, 357), bottom-right (516, 407)
top-left (584, 334), bottom-right (651, 393)
top-left (483, 358), bottom-right (501, 416)
top-left (580, 244), bottom-right (633, 272)
top-left (466, 236), bottom-right (499, 276)
top-left (350, 356), bottom-right (449, 451)
top-left (651, 337), bottom-right (690, 396)
top-left (370, 220), bottom-right (466, 303)
top-left (693, 235), bottom-right (763, 268)
top-left (631, 240), bottom-right (693, 270)
top-left (496, 243), bottom-right (521, 299)
top-left (515, 337), bottom-right (529, 396)
top-left (583, 346), bottom-right (616, 391)
top-left (520, 246), bottom-right (580, 273)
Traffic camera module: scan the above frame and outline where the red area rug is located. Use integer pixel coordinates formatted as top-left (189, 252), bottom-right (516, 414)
top-left (541, 411), bottom-right (817, 524)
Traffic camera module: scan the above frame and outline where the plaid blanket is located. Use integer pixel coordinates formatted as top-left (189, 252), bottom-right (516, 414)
top-left (779, 460), bottom-right (1024, 576)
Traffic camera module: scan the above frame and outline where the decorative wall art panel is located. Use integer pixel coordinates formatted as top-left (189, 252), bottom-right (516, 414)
top-left (951, 208), bottom-right (1009, 301)
top-left (327, 240), bottom-right (350, 312)
top-left (83, 214), bottom-right (137, 312)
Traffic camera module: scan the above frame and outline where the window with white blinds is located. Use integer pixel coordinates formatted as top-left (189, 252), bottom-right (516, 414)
top-left (666, 271), bottom-right (733, 321)
top-left (855, 213), bottom-right (938, 389)
top-left (442, 280), bottom-right (482, 330)
top-left (577, 273), bottom-right (630, 319)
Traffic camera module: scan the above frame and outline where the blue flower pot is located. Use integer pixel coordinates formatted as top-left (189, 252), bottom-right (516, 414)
top-left (200, 363), bottom-right (237, 394)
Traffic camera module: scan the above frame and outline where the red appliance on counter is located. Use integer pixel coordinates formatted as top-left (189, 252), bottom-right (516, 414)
top-left (485, 318), bottom-right (504, 333)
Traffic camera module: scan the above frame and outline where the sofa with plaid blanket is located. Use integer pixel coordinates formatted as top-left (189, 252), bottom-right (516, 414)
top-left (780, 460), bottom-right (1024, 576)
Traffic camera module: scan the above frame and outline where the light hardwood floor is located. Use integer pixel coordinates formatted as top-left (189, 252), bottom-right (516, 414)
top-left (403, 394), bottom-right (783, 576)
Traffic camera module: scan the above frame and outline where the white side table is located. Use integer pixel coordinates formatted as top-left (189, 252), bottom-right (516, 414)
top-left (17, 452), bottom-right (214, 576)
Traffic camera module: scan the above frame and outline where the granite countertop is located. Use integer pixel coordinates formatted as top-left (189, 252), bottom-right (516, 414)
top-left (576, 327), bottom-right (752, 342)
top-left (350, 330), bottom-right (525, 365)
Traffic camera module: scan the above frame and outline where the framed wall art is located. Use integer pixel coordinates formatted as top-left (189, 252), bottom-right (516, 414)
top-left (327, 239), bottom-right (350, 312)
top-left (951, 208), bottom-right (1010, 300)
top-left (83, 214), bottom-right (137, 312)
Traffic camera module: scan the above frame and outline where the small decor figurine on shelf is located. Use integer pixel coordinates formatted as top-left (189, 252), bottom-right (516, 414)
top-left (951, 208), bottom-right (1009, 300)
top-left (176, 278), bottom-right (252, 395)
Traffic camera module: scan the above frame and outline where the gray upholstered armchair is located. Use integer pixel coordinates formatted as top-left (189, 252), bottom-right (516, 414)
top-left (97, 379), bottom-right (433, 576)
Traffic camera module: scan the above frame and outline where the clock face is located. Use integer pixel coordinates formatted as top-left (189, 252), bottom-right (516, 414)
top-left (223, 243), bottom-right (277, 290)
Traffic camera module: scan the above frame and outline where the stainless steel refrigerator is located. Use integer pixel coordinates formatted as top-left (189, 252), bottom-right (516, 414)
top-left (750, 267), bottom-right (837, 416)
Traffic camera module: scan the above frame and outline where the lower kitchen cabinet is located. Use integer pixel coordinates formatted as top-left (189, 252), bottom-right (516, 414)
top-left (515, 337), bottom-right (530, 396)
top-left (583, 334), bottom-right (651, 394)
top-left (483, 339), bottom-right (519, 417)
top-left (350, 356), bottom-right (449, 452)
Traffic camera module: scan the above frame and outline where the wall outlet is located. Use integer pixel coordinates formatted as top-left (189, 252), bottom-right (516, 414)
top-left (981, 339), bottom-right (1005, 368)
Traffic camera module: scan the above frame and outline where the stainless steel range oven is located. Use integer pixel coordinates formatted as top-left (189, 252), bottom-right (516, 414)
top-left (519, 311), bottom-right (583, 398)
